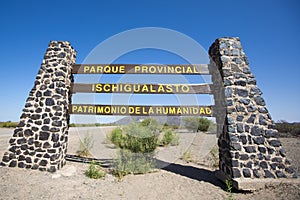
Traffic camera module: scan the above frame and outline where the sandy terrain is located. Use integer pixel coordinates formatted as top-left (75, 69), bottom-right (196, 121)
top-left (0, 127), bottom-right (299, 200)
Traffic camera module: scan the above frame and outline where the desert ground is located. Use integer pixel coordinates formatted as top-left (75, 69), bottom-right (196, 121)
top-left (0, 127), bottom-right (299, 200)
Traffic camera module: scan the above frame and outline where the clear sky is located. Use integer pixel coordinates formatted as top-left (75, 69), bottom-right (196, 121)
top-left (0, 0), bottom-right (299, 123)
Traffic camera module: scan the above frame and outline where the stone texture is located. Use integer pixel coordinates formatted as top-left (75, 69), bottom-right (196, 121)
top-left (0, 41), bottom-right (76, 172)
top-left (209, 37), bottom-right (297, 184)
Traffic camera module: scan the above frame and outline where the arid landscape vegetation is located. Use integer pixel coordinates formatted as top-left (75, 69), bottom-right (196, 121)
top-left (0, 119), bottom-right (299, 199)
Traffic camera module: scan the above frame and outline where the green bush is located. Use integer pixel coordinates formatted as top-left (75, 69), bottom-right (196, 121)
top-left (163, 122), bottom-right (169, 127)
top-left (108, 124), bottom-right (159, 152)
top-left (69, 123), bottom-right (76, 127)
top-left (109, 127), bottom-right (125, 148)
top-left (85, 161), bottom-right (106, 179)
top-left (160, 129), bottom-right (180, 146)
top-left (0, 121), bottom-right (18, 128)
top-left (183, 117), bottom-right (211, 132)
top-left (198, 118), bottom-right (210, 132)
top-left (112, 149), bottom-right (156, 179)
top-left (123, 123), bottom-right (158, 153)
top-left (276, 122), bottom-right (300, 136)
top-left (110, 121), bottom-right (160, 179)
top-left (181, 150), bottom-right (193, 162)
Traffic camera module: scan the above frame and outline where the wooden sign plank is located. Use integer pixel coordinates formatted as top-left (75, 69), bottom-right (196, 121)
top-left (70, 83), bottom-right (212, 94)
top-left (72, 64), bottom-right (210, 75)
top-left (69, 104), bottom-right (213, 116)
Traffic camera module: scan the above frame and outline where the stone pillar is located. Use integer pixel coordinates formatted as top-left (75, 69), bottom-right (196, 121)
top-left (209, 37), bottom-right (297, 190)
top-left (1, 41), bottom-right (76, 172)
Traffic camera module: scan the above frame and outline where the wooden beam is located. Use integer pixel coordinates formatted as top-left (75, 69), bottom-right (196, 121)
top-left (69, 104), bottom-right (213, 116)
top-left (72, 64), bottom-right (210, 75)
top-left (70, 83), bottom-right (213, 94)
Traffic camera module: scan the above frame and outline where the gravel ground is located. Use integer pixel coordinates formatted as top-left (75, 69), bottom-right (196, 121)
top-left (0, 127), bottom-right (299, 200)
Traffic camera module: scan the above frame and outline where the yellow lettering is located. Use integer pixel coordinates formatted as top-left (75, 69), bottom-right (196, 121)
top-left (157, 85), bottom-right (165, 93)
top-left (90, 67), bottom-right (95, 73)
top-left (157, 66), bottom-right (163, 73)
top-left (129, 107), bottom-right (134, 114)
top-left (135, 66), bottom-right (141, 73)
top-left (206, 107), bottom-right (212, 115)
top-left (111, 84), bottom-right (118, 92)
top-left (135, 107), bottom-right (140, 114)
top-left (186, 67), bottom-right (193, 73)
top-left (142, 66), bottom-right (148, 73)
top-left (148, 107), bottom-right (154, 114)
top-left (133, 84), bottom-right (140, 93)
top-left (150, 84), bottom-right (156, 93)
top-left (123, 84), bottom-right (130, 92)
top-left (165, 85), bottom-right (172, 93)
top-left (119, 66), bottom-right (125, 73)
top-left (156, 107), bottom-right (163, 114)
top-left (200, 107), bottom-right (205, 114)
top-left (142, 107), bottom-right (148, 114)
top-left (183, 107), bottom-right (189, 114)
top-left (141, 85), bottom-right (149, 92)
top-left (169, 107), bottom-right (176, 114)
top-left (88, 106), bottom-right (94, 113)
top-left (174, 84), bottom-right (180, 92)
top-left (95, 84), bottom-right (102, 92)
top-left (97, 106), bottom-right (104, 113)
top-left (149, 66), bottom-right (156, 73)
top-left (83, 66), bottom-right (90, 73)
top-left (104, 66), bottom-right (111, 73)
top-left (104, 106), bottom-right (110, 114)
top-left (103, 84), bottom-right (110, 92)
top-left (72, 105), bottom-right (78, 112)
top-left (167, 66), bottom-right (174, 73)
top-left (193, 107), bottom-right (198, 114)
top-left (97, 66), bottom-right (103, 73)
top-left (120, 107), bottom-right (126, 114)
top-left (193, 66), bottom-right (199, 73)
top-left (177, 107), bottom-right (182, 114)
top-left (181, 85), bottom-right (189, 93)
top-left (175, 66), bottom-right (182, 73)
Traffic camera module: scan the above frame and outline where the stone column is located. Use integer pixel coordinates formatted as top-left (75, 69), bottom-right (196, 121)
top-left (1, 41), bottom-right (76, 172)
top-left (209, 37), bottom-right (297, 190)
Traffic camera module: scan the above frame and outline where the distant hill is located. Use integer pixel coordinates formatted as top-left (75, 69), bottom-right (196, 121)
top-left (115, 116), bottom-right (182, 126)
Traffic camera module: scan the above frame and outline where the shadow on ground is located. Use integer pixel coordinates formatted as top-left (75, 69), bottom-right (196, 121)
top-left (66, 154), bottom-right (227, 190)
top-left (156, 159), bottom-right (227, 190)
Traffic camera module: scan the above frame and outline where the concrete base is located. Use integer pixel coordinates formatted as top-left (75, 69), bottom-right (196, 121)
top-left (215, 170), bottom-right (300, 191)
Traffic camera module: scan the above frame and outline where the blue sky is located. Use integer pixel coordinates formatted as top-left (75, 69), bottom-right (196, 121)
top-left (0, 0), bottom-right (299, 123)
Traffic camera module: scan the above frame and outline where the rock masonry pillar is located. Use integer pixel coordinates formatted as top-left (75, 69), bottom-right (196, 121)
top-left (209, 37), bottom-right (297, 190)
top-left (1, 41), bottom-right (76, 172)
